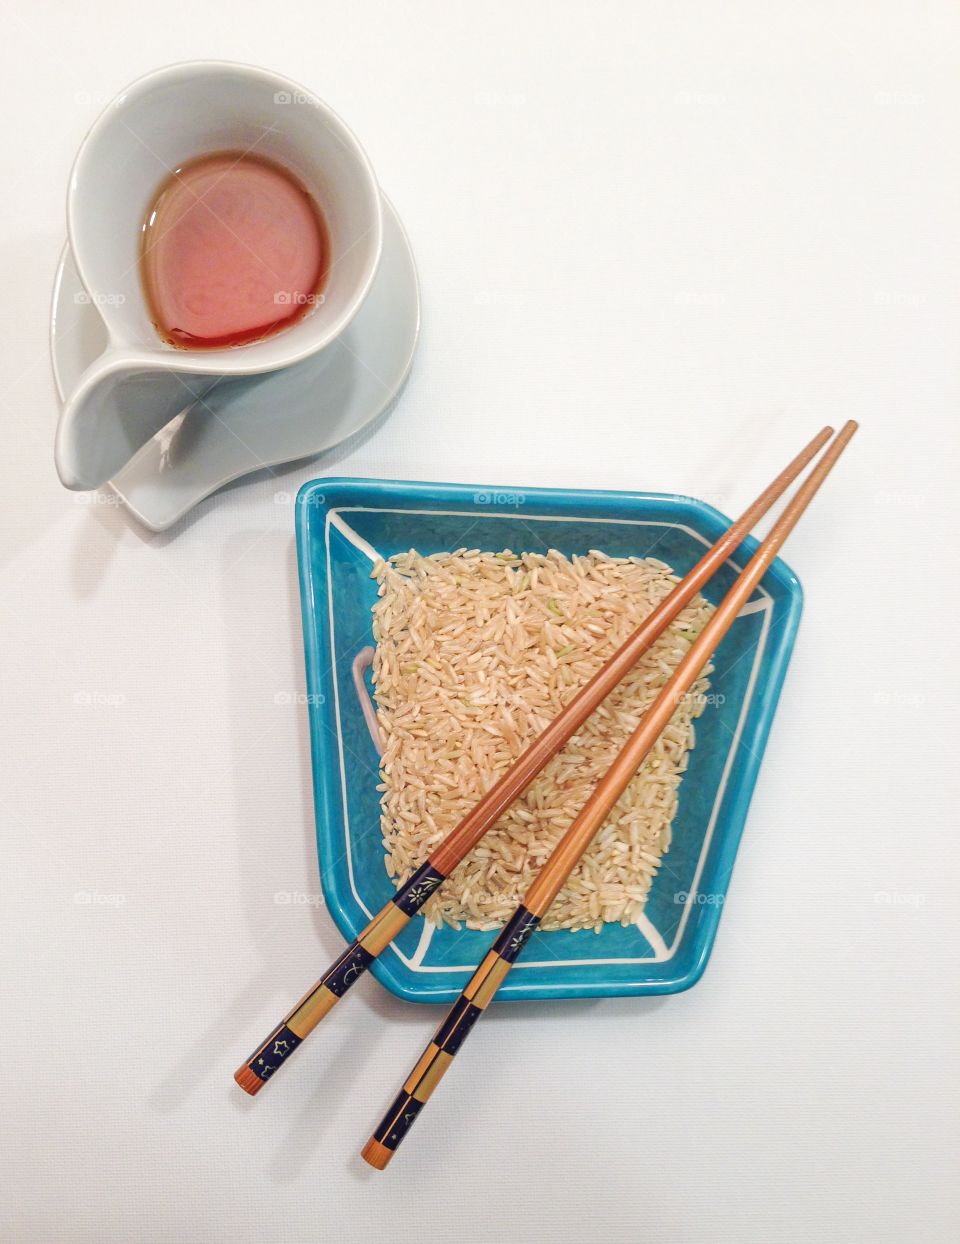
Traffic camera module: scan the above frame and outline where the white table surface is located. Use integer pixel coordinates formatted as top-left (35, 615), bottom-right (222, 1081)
top-left (2, 3), bottom-right (958, 1240)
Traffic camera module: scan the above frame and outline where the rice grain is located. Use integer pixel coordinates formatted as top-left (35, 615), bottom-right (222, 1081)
top-left (371, 548), bottom-right (714, 933)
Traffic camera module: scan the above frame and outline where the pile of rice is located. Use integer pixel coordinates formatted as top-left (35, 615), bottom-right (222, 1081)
top-left (370, 547), bottom-right (714, 933)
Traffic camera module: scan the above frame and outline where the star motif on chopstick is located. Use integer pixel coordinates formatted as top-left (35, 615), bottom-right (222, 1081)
top-left (273, 1039), bottom-right (290, 1056)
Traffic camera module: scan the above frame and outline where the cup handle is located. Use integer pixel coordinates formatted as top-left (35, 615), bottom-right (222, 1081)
top-left (55, 349), bottom-right (215, 490)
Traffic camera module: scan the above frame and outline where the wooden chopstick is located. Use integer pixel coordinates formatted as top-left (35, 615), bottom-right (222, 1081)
top-left (361, 420), bottom-right (858, 1168)
top-left (234, 426), bottom-right (833, 1095)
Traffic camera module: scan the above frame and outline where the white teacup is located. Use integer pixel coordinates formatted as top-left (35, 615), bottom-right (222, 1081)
top-left (55, 61), bottom-right (383, 490)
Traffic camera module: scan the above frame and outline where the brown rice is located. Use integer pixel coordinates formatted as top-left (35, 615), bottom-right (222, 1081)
top-left (370, 547), bottom-right (714, 933)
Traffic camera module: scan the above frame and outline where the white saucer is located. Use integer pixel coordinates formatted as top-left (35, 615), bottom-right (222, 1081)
top-left (50, 194), bottom-right (420, 531)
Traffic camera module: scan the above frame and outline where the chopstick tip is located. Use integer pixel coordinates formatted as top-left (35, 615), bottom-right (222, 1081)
top-left (832, 419), bottom-right (860, 446)
top-left (361, 1138), bottom-right (393, 1170)
top-left (234, 1065), bottom-right (265, 1096)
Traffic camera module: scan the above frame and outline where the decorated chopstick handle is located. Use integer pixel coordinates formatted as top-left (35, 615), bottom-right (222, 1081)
top-left (362, 905), bottom-right (540, 1168)
top-left (234, 861), bottom-right (446, 1095)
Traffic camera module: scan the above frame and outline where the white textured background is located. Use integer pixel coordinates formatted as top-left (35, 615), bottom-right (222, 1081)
top-left (2, 3), bottom-right (958, 1241)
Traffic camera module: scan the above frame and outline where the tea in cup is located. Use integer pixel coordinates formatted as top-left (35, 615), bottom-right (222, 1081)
top-left (55, 61), bottom-right (383, 490)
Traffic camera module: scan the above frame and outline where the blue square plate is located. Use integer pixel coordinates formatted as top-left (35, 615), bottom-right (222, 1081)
top-left (295, 478), bottom-right (802, 1003)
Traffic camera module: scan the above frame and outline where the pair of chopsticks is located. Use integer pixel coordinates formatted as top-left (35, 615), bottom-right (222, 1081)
top-left (236, 421), bottom-right (857, 1167)
top-left (234, 423), bottom-right (830, 1094)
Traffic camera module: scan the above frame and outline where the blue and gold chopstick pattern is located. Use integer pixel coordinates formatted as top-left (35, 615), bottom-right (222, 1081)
top-left (362, 905), bottom-right (540, 1166)
top-left (234, 861), bottom-right (446, 1094)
